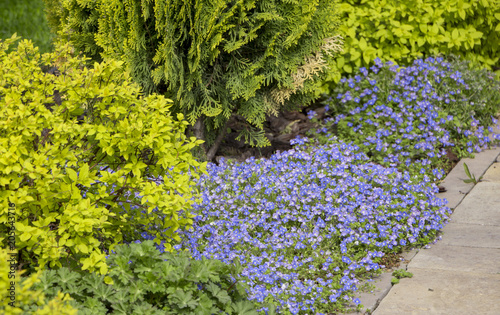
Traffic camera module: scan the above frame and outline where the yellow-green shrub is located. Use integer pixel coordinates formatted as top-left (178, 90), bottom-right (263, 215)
top-left (0, 35), bottom-right (206, 275)
top-left (324, 0), bottom-right (500, 87)
top-left (0, 245), bottom-right (77, 314)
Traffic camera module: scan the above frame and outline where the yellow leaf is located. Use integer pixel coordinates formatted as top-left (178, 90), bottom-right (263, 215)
top-left (104, 276), bottom-right (114, 285)
top-left (77, 243), bottom-right (88, 254)
top-left (80, 163), bottom-right (89, 180)
top-left (20, 232), bottom-right (32, 242)
top-left (67, 168), bottom-right (77, 182)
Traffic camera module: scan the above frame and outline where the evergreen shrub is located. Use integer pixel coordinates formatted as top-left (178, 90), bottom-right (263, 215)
top-left (322, 0), bottom-right (500, 90)
top-left (43, 0), bottom-right (343, 158)
top-left (0, 35), bottom-right (205, 275)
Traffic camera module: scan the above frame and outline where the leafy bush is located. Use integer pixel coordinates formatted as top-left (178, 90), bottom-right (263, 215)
top-left (0, 0), bottom-right (54, 53)
top-left (0, 35), bottom-right (205, 275)
top-left (323, 0), bottom-right (500, 90)
top-left (21, 240), bottom-right (262, 314)
top-left (0, 245), bottom-right (77, 314)
top-left (43, 0), bottom-right (343, 158)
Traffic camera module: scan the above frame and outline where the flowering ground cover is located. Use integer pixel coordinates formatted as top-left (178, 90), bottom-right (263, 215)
top-left (134, 56), bottom-right (500, 314)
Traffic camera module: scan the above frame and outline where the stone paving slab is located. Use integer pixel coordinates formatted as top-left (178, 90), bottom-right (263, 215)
top-left (369, 127), bottom-right (500, 314)
top-left (373, 269), bottom-right (500, 315)
top-left (409, 244), bottom-right (500, 274)
top-left (449, 181), bottom-right (500, 226)
top-left (482, 161), bottom-right (500, 182)
top-left (439, 222), bottom-right (500, 248)
top-left (437, 145), bottom-right (500, 210)
top-left (343, 250), bottom-right (421, 314)
top-left (342, 272), bottom-right (394, 314)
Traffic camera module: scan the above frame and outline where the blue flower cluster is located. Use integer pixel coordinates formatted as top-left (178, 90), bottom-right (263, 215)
top-left (325, 57), bottom-right (500, 181)
top-left (174, 142), bottom-right (450, 313)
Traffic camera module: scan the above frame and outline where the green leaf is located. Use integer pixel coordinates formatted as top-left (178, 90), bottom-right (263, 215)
top-left (458, 9), bottom-right (466, 20)
top-left (350, 48), bottom-right (361, 61)
top-left (231, 301), bottom-right (259, 315)
top-left (170, 290), bottom-right (198, 310)
top-left (417, 37), bottom-right (426, 47)
top-left (463, 162), bottom-right (472, 179)
top-left (337, 56), bottom-right (345, 69)
top-left (67, 168), bottom-right (78, 182)
top-left (359, 37), bottom-right (367, 51)
top-left (80, 163), bottom-right (89, 180)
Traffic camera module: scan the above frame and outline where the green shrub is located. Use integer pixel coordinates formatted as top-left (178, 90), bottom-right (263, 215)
top-left (0, 35), bottom-right (206, 275)
top-left (322, 0), bottom-right (500, 90)
top-left (21, 241), bottom-right (263, 315)
top-left (0, 245), bottom-right (77, 314)
top-left (0, 0), bottom-right (54, 53)
top-left (43, 0), bottom-right (343, 159)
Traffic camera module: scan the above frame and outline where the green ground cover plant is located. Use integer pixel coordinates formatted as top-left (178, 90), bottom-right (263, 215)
top-left (0, 0), bottom-right (54, 53)
top-left (319, 56), bottom-right (500, 173)
top-left (0, 35), bottom-right (205, 275)
top-left (321, 0), bottom-right (500, 91)
top-left (43, 0), bottom-right (343, 159)
top-left (131, 56), bottom-right (499, 314)
top-left (19, 241), bottom-right (263, 314)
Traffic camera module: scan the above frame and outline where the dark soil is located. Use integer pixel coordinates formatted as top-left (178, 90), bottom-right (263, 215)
top-left (214, 105), bottom-right (326, 164)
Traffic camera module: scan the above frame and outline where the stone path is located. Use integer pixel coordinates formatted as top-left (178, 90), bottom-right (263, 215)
top-left (346, 132), bottom-right (500, 314)
top-left (373, 151), bottom-right (500, 315)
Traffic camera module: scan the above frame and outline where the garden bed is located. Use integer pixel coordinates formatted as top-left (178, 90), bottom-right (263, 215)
top-left (133, 56), bottom-right (500, 314)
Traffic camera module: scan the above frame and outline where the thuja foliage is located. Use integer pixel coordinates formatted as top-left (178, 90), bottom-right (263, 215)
top-left (0, 36), bottom-right (205, 275)
top-left (20, 241), bottom-right (264, 315)
top-left (44, 0), bottom-right (343, 157)
top-left (322, 0), bottom-right (500, 89)
top-left (0, 246), bottom-right (77, 314)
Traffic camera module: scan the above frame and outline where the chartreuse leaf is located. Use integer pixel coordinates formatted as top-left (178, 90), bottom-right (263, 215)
top-left (67, 168), bottom-right (77, 182)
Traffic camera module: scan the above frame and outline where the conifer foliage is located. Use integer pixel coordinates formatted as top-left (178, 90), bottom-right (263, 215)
top-left (44, 0), bottom-right (343, 159)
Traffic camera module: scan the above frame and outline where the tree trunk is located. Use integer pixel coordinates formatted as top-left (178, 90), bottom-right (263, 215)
top-left (206, 121), bottom-right (228, 161)
top-left (191, 116), bottom-right (229, 162)
top-left (192, 117), bottom-right (206, 152)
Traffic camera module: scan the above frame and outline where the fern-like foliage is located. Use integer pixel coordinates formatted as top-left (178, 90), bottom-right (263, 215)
top-left (44, 0), bottom-right (343, 149)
